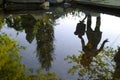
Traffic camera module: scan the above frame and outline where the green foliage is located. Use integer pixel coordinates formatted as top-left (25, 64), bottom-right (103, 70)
top-left (65, 47), bottom-right (116, 80)
top-left (0, 17), bottom-right (4, 29)
top-left (28, 67), bottom-right (61, 80)
top-left (35, 14), bottom-right (55, 70)
top-left (32, 68), bottom-right (61, 80)
top-left (0, 33), bottom-right (28, 80)
top-left (0, 33), bottom-right (60, 80)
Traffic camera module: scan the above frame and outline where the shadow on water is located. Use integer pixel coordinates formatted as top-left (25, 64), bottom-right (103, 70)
top-left (1, 5), bottom-right (120, 80)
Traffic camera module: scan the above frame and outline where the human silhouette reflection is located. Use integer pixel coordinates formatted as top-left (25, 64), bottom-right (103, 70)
top-left (113, 48), bottom-right (120, 79)
top-left (74, 15), bottom-right (87, 37)
top-left (74, 14), bottom-right (108, 67)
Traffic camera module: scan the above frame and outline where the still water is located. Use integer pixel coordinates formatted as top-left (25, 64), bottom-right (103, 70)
top-left (0, 6), bottom-right (120, 80)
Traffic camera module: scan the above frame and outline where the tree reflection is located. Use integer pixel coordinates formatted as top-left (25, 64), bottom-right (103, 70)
top-left (35, 14), bottom-right (55, 71)
top-left (21, 14), bottom-right (36, 43)
top-left (65, 13), bottom-right (116, 79)
top-left (113, 47), bottom-right (120, 80)
top-left (0, 16), bottom-right (4, 29)
top-left (6, 15), bottom-right (23, 31)
top-left (6, 14), bottom-right (36, 43)
top-left (5, 13), bottom-right (56, 71)
top-left (0, 33), bottom-right (60, 80)
top-left (0, 33), bottom-right (28, 80)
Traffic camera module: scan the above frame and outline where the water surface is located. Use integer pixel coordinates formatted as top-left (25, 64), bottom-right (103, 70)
top-left (1, 7), bottom-right (120, 80)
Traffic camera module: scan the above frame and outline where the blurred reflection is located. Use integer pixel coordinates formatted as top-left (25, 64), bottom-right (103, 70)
top-left (74, 14), bottom-right (108, 67)
top-left (5, 14), bottom-right (56, 71)
top-left (0, 17), bottom-right (4, 29)
top-left (114, 47), bottom-right (120, 80)
top-left (35, 14), bottom-right (55, 71)
top-left (6, 14), bottom-right (36, 43)
top-left (6, 15), bottom-right (23, 31)
top-left (74, 15), bottom-right (87, 37)
top-left (21, 14), bottom-right (36, 43)
top-left (0, 34), bottom-right (27, 80)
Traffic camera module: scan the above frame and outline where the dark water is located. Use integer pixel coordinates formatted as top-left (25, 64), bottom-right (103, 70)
top-left (1, 6), bottom-right (120, 80)
top-left (78, 0), bottom-right (120, 6)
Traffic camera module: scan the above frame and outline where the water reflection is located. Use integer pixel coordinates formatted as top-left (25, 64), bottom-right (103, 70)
top-left (113, 47), bottom-right (120, 80)
top-left (35, 15), bottom-right (54, 71)
top-left (1, 6), bottom-right (120, 80)
top-left (74, 13), bottom-right (108, 67)
top-left (0, 33), bottom-right (29, 80)
top-left (64, 12), bottom-right (118, 79)
top-left (21, 14), bottom-right (36, 43)
top-left (0, 34), bottom-right (58, 80)
top-left (5, 13), bottom-right (55, 71)
top-left (6, 14), bottom-right (36, 43)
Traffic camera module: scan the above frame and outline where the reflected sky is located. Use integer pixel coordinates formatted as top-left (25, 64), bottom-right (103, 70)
top-left (1, 12), bottom-right (120, 80)
top-left (101, 14), bottom-right (120, 48)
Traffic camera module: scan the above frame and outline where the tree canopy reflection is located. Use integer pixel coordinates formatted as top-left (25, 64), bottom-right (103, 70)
top-left (5, 13), bottom-right (56, 71)
top-left (1, 8), bottom-right (120, 80)
top-left (113, 47), bottom-right (120, 80)
top-left (0, 33), bottom-right (28, 80)
top-left (21, 14), bottom-right (37, 43)
top-left (35, 14), bottom-right (55, 71)
top-left (0, 33), bottom-right (60, 80)
top-left (6, 14), bottom-right (36, 43)
top-left (0, 16), bottom-right (4, 29)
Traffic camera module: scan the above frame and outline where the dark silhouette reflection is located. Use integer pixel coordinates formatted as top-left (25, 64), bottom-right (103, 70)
top-left (36, 15), bottom-right (55, 71)
top-left (6, 14), bottom-right (36, 43)
top-left (5, 14), bottom-right (56, 71)
top-left (6, 15), bottom-right (23, 31)
top-left (74, 15), bottom-right (87, 37)
top-left (21, 14), bottom-right (36, 43)
top-left (113, 47), bottom-right (120, 80)
top-left (74, 14), bottom-right (108, 67)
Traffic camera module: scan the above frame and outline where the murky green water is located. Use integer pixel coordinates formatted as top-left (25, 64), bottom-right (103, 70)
top-left (0, 6), bottom-right (120, 80)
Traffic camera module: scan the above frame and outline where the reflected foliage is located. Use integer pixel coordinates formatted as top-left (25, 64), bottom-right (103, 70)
top-left (6, 15), bottom-right (23, 31)
top-left (35, 14), bottom-right (55, 71)
top-left (0, 33), bottom-right (60, 80)
top-left (0, 16), bottom-right (4, 29)
top-left (5, 13), bottom-right (56, 71)
top-left (2, 8), bottom-right (78, 72)
top-left (113, 47), bottom-right (120, 80)
top-left (65, 47), bottom-right (116, 80)
top-left (6, 14), bottom-right (36, 43)
top-left (0, 33), bottom-right (28, 80)
top-left (21, 14), bottom-right (36, 43)
top-left (30, 68), bottom-right (61, 80)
